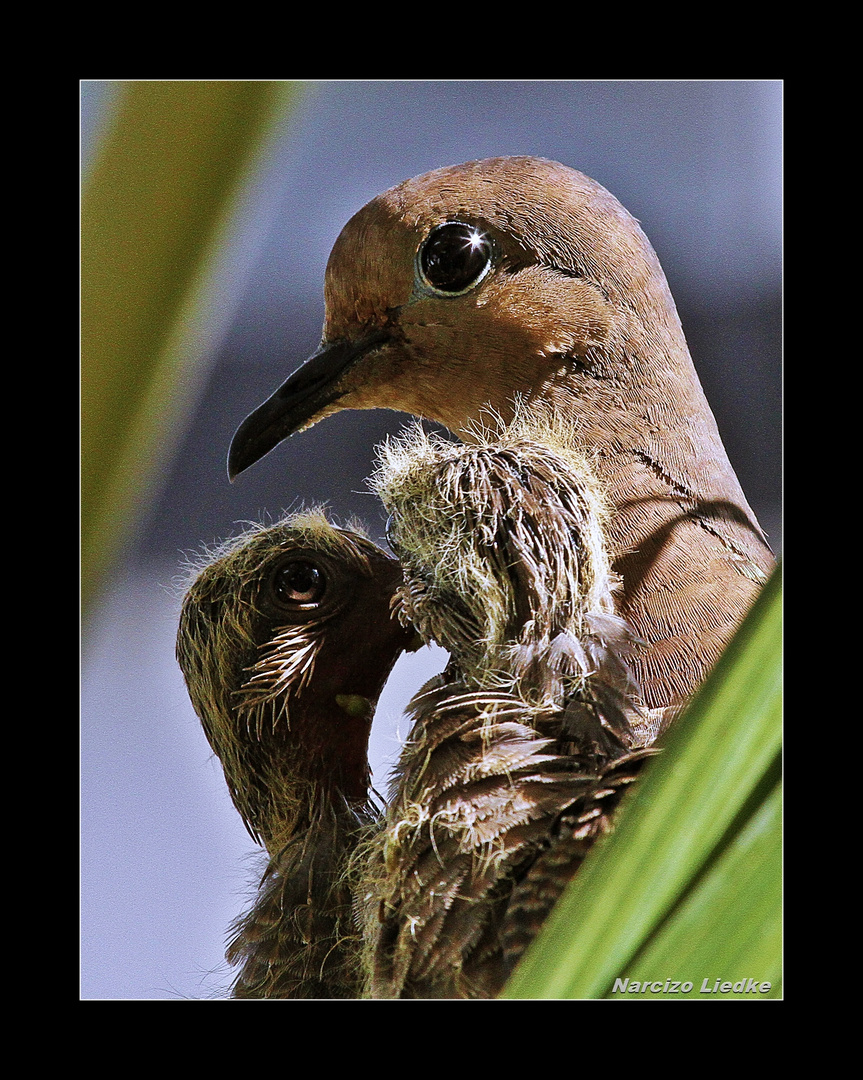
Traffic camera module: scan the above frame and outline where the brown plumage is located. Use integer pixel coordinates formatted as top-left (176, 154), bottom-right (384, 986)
top-left (175, 511), bottom-right (416, 998)
top-left (353, 423), bottom-right (655, 998)
top-left (228, 156), bottom-right (774, 722)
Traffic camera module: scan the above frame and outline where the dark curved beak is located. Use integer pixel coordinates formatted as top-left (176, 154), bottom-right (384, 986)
top-left (228, 329), bottom-right (391, 481)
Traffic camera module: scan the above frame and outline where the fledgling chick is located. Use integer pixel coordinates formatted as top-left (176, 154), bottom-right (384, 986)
top-left (228, 156), bottom-right (775, 722)
top-left (354, 421), bottom-right (655, 999)
top-left (176, 510), bottom-right (416, 998)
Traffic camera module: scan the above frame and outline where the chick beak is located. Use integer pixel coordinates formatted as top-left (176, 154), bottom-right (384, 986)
top-left (228, 328), bottom-right (391, 480)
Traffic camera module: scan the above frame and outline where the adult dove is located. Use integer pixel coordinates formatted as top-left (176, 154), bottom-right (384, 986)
top-left (227, 156), bottom-right (774, 719)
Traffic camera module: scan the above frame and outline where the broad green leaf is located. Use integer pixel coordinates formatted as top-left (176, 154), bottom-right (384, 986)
top-left (501, 562), bottom-right (782, 998)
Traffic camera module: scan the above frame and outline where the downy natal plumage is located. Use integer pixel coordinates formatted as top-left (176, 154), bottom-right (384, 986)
top-left (353, 418), bottom-right (656, 998)
top-left (176, 510), bottom-right (416, 997)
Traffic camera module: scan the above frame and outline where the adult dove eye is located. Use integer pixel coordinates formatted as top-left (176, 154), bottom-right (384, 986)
top-left (418, 222), bottom-right (493, 295)
top-left (271, 559), bottom-right (326, 606)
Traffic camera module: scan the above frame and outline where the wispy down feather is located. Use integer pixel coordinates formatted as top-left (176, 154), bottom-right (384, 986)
top-left (357, 426), bottom-right (657, 998)
top-left (176, 510), bottom-right (414, 997)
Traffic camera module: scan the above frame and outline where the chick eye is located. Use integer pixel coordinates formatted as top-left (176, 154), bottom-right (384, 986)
top-left (269, 558), bottom-right (327, 608)
top-left (417, 222), bottom-right (493, 295)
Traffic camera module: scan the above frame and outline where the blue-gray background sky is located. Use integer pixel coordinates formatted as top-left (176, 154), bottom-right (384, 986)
top-left (81, 80), bottom-right (781, 999)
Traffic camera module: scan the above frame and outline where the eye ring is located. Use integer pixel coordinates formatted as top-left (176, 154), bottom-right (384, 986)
top-left (416, 221), bottom-right (494, 297)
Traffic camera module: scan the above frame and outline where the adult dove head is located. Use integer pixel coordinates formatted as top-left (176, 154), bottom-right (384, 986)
top-left (229, 155), bottom-right (693, 475)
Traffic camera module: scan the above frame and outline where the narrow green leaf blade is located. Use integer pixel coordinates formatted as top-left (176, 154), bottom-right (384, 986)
top-left (611, 777), bottom-right (781, 999)
top-left (81, 80), bottom-right (297, 613)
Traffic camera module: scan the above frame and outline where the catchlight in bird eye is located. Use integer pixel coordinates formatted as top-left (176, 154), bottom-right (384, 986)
top-left (417, 221), bottom-right (494, 296)
top-left (265, 555), bottom-right (329, 612)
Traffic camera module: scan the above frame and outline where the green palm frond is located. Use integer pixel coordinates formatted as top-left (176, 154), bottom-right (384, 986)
top-left (81, 80), bottom-right (298, 614)
top-left (501, 561), bottom-right (782, 999)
